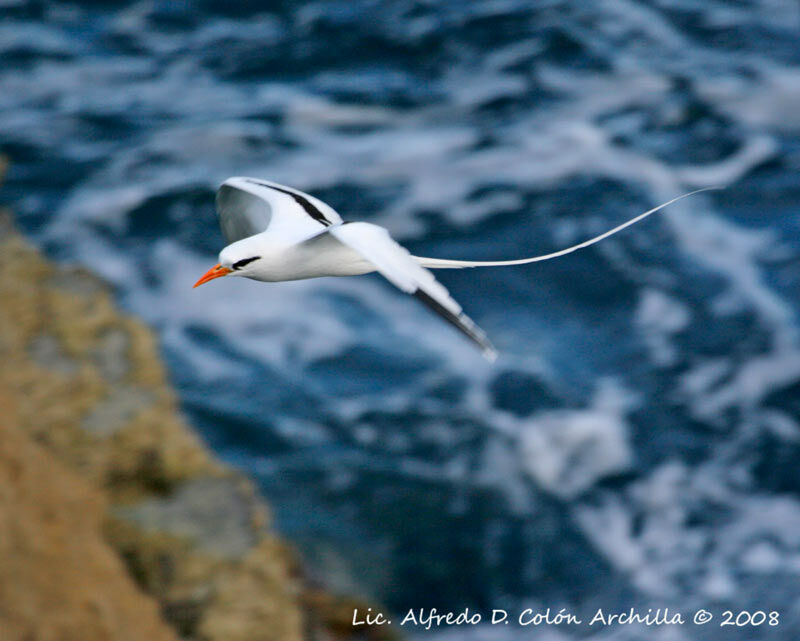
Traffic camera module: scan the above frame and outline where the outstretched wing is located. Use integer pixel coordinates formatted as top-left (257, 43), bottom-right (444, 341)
top-left (326, 222), bottom-right (497, 360)
top-left (216, 177), bottom-right (343, 244)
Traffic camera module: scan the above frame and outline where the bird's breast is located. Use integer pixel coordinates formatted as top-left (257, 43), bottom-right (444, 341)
top-left (244, 240), bottom-right (374, 282)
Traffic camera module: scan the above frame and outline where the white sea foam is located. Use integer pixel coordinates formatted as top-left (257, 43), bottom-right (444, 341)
top-left (518, 380), bottom-right (634, 499)
top-left (3, 0), bottom-right (800, 630)
top-left (635, 288), bottom-right (691, 367)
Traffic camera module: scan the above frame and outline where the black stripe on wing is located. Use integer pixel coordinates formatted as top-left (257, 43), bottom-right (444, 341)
top-left (244, 179), bottom-right (332, 226)
top-left (413, 290), bottom-right (497, 359)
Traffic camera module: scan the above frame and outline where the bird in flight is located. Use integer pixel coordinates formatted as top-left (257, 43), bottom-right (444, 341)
top-left (194, 177), bottom-right (715, 360)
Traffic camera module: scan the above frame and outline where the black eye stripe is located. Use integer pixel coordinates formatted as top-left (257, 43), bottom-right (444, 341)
top-left (232, 256), bottom-right (260, 270)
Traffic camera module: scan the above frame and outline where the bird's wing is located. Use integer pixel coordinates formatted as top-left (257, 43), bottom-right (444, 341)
top-left (215, 177), bottom-right (343, 244)
top-left (324, 222), bottom-right (497, 360)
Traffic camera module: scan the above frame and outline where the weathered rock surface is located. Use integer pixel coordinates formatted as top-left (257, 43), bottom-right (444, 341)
top-left (0, 204), bottom-right (304, 640)
top-left (0, 412), bottom-right (180, 641)
top-left (0, 189), bottom-right (395, 641)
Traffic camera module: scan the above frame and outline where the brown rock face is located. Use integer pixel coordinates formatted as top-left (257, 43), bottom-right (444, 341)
top-left (0, 207), bottom-right (304, 641)
top-left (0, 198), bottom-right (393, 641)
top-left (0, 414), bottom-right (178, 641)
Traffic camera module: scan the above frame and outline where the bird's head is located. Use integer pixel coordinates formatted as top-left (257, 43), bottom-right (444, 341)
top-left (193, 240), bottom-right (263, 288)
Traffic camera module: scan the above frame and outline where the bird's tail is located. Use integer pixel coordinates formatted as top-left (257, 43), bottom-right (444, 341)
top-left (413, 187), bottom-right (719, 269)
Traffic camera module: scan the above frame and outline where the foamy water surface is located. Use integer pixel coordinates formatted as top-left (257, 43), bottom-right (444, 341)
top-left (2, 0), bottom-right (800, 637)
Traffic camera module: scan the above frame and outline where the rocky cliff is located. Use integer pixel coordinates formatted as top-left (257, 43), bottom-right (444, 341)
top-left (0, 162), bottom-right (391, 641)
top-left (0, 401), bottom-right (180, 641)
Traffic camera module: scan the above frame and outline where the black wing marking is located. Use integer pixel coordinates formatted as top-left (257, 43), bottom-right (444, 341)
top-left (323, 222), bottom-right (498, 360)
top-left (244, 179), bottom-right (333, 227)
top-left (413, 290), bottom-right (496, 359)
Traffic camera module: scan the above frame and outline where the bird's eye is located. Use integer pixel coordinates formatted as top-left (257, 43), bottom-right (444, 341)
top-left (232, 256), bottom-right (260, 270)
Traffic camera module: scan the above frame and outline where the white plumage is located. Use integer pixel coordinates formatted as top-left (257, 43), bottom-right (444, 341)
top-left (194, 177), bottom-right (716, 360)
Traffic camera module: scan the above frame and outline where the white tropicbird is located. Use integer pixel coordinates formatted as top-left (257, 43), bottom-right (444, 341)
top-left (194, 177), bottom-right (716, 360)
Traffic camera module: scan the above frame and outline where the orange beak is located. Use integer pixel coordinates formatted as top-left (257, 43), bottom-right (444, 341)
top-left (193, 264), bottom-right (232, 288)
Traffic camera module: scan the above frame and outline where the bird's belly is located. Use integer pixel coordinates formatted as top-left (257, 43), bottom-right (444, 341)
top-left (246, 242), bottom-right (374, 282)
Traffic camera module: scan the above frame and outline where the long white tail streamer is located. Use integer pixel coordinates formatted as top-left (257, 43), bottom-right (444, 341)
top-left (414, 187), bottom-right (721, 269)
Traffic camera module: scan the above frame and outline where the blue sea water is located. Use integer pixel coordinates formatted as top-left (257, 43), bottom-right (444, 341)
top-left (2, 0), bottom-right (800, 638)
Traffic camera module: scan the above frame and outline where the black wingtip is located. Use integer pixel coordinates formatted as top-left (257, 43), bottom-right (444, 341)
top-left (413, 290), bottom-right (497, 360)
